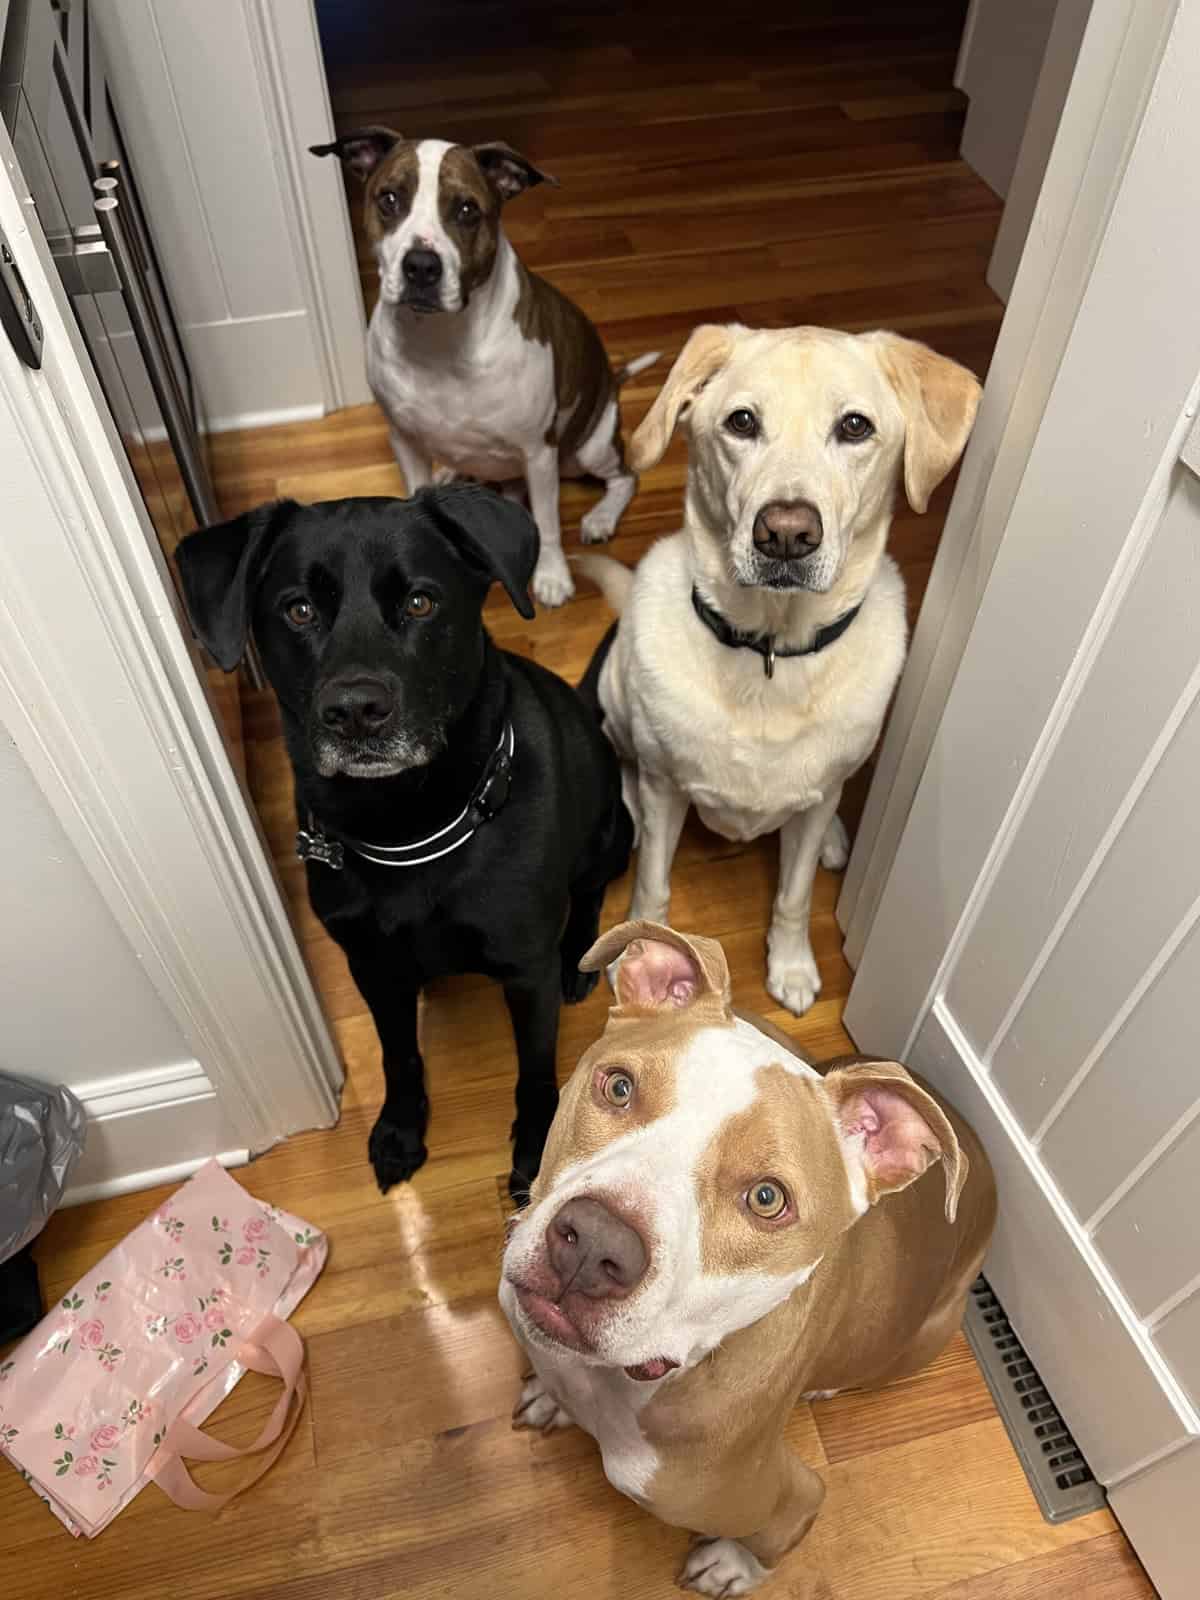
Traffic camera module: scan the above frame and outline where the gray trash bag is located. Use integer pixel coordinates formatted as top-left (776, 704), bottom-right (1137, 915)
top-left (1, 1069), bottom-right (87, 1265)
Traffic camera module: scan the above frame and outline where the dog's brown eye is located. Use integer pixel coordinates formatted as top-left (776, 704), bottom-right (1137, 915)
top-left (285, 598), bottom-right (316, 627)
top-left (377, 188), bottom-right (401, 217)
top-left (725, 408), bottom-right (759, 439)
top-left (837, 411), bottom-right (874, 442)
top-left (404, 591), bottom-right (436, 619)
top-left (747, 1179), bottom-right (788, 1220)
top-left (454, 198), bottom-right (481, 225)
top-left (602, 1071), bottom-right (635, 1108)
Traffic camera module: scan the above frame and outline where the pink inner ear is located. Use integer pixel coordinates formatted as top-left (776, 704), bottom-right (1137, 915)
top-left (616, 939), bottom-right (700, 1009)
top-left (841, 1085), bottom-right (941, 1191)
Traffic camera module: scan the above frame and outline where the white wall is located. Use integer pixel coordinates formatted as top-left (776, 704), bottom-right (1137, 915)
top-left (0, 726), bottom-right (239, 1202)
top-left (94, 0), bottom-right (369, 431)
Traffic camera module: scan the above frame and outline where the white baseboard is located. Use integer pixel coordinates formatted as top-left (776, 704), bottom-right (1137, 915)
top-left (63, 1059), bottom-right (249, 1206)
top-left (203, 401), bottom-right (326, 435)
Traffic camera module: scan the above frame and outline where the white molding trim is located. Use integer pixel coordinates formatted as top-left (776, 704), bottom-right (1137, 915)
top-left (66, 1152), bottom-right (251, 1210)
top-left (243, 0), bottom-right (371, 413)
top-left (922, 998), bottom-right (1198, 1480)
top-left (0, 119), bottom-right (343, 1180)
top-left (76, 1059), bottom-right (215, 1121)
top-left (206, 401), bottom-right (326, 435)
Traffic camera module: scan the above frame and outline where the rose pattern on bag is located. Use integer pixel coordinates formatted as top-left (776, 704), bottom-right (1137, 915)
top-left (95, 1457), bottom-right (117, 1490)
top-left (52, 1422), bottom-right (76, 1441)
top-left (294, 1227), bottom-right (320, 1250)
top-left (95, 1342), bottom-right (123, 1373)
top-left (235, 1245), bottom-right (256, 1267)
top-left (94, 1280), bottom-right (112, 1304)
top-left (242, 1215), bottom-right (270, 1244)
top-left (158, 1215), bottom-right (185, 1239)
top-left (145, 1314), bottom-right (169, 1338)
top-left (172, 1312), bottom-right (204, 1345)
top-left (121, 1400), bottom-right (149, 1429)
top-left (53, 1448), bottom-right (74, 1477)
top-left (0, 1359), bottom-right (15, 1382)
top-left (210, 1215), bottom-right (231, 1234)
top-left (74, 1453), bottom-right (98, 1477)
top-left (192, 1354), bottom-right (209, 1378)
top-left (78, 1320), bottom-right (105, 1351)
top-left (90, 1424), bottom-right (120, 1452)
top-left (159, 1257), bottom-right (186, 1282)
top-left (0, 1420), bottom-right (18, 1447)
top-left (218, 1240), bottom-right (233, 1266)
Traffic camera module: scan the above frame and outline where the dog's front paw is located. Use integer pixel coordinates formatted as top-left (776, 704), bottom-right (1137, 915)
top-left (562, 956), bottom-right (600, 1004)
top-left (819, 813), bottom-right (849, 872)
top-left (368, 1108), bottom-right (429, 1193)
top-left (580, 504), bottom-right (618, 544)
top-left (531, 551), bottom-right (575, 607)
top-left (512, 1373), bottom-right (575, 1434)
top-left (766, 926), bottom-right (821, 1016)
top-left (677, 1537), bottom-right (770, 1596)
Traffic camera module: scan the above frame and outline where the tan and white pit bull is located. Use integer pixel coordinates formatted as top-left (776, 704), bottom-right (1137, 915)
top-left (311, 128), bottom-right (657, 608)
top-left (500, 922), bottom-right (996, 1596)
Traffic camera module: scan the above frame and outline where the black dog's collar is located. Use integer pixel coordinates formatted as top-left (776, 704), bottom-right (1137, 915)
top-left (296, 719), bottom-right (516, 871)
top-left (690, 586), bottom-right (862, 678)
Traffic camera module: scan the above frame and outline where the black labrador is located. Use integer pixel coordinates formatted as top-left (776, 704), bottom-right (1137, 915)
top-left (176, 487), bottom-right (632, 1199)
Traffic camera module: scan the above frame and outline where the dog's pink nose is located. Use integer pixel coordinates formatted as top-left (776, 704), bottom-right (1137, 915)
top-left (546, 1198), bottom-right (647, 1299)
top-left (752, 499), bottom-right (823, 560)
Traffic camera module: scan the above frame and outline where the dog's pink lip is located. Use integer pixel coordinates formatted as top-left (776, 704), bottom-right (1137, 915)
top-left (623, 1357), bottom-right (679, 1382)
top-left (512, 1284), bottom-right (589, 1351)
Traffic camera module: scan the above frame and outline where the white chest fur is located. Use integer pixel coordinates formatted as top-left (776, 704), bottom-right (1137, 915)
top-left (366, 241), bottom-right (556, 481)
top-left (601, 533), bottom-right (907, 840)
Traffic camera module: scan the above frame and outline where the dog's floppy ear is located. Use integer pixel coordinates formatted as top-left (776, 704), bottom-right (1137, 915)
top-left (629, 324), bottom-right (739, 472)
top-left (309, 126), bottom-right (402, 181)
top-left (824, 1061), bottom-right (968, 1223)
top-left (580, 920), bottom-right (733, 1019)
top-left (472, 142), bottom-right (558, 202)
top-left (872, 333), bottom-right (982, 514)
top-left (175, 501), bottom-right (298, 671)
top-left (420, 485), bottom-right (537, 619)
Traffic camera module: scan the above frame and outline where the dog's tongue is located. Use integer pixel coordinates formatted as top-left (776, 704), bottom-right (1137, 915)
top-left (624, 1357), bottom-right (678, 1382)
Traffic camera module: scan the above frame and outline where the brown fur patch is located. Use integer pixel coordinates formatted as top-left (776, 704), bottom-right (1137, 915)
top-left (438, 145), bottom-right (503, 301)
top-left (696, 1067), bottom-right (858, 1277)
top-left (513, 260), bottom-right (615, 460)
top-left (361, 143), bottom-right (420, 253)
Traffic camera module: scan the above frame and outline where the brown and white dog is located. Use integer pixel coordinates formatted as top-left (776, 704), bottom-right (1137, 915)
top-left (311, 128), bottom-right (657, 608)
top-left (500, 921), bottom-right (996, 1596)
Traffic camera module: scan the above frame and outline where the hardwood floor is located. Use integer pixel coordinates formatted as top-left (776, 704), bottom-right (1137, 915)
top-left (5, 4), bottom-right (1153, 1596)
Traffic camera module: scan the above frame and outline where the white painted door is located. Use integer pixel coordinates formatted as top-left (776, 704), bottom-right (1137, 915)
top-left (844, 6), bottom-right (1200, 1595)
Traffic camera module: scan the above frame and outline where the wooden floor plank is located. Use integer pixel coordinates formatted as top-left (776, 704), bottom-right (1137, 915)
top-left (4, 3), bottom-right (1153, 1597)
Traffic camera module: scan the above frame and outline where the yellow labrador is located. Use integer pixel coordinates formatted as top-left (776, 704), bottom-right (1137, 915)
top-left (579, 324), bottom-right (980, 1013)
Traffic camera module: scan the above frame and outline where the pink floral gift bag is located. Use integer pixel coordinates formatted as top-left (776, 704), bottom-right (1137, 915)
top-left (0, 1159), bottom-right (326, 1537)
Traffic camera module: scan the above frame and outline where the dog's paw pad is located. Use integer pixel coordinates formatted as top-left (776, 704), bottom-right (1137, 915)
top-left (368, 1115), bottom-right (428, 1192)
top-left (677, 1538), bottom-right (769, 1596)
top-left (531, 555), bottom-right (575, 608)
top-left (819, 814), bottom-right (850, 872)
top-left (512, 1375), bottom-right (574, 1433)
top-left (766, 933), bottom-right (821, 1017)
top-left (580, 508), bottom-right (618, 545)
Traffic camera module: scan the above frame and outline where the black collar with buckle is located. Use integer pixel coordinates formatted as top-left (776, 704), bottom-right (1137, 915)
top-left (296, 717), bottom-right (516, 871)
top-left (690, 586), bottom-right (862, 678)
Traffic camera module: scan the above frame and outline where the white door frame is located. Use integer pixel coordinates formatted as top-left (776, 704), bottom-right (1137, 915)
top-left (839, 0), bottom-right (1177, 966)
top-left (0, 120), bottom-right (343, 1161)
top-left (844, 3), bottom-right (1200, 1589)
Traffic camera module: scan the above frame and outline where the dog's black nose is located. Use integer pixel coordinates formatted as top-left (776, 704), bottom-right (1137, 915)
top-left (546, 1197), bottom-right (647, 1300)
top-left (402, 248), bottom-right (443, 290)
top-left (316, 674), bottom-right (396, 738)
top-left (753, 499), bottom-right (823, 560)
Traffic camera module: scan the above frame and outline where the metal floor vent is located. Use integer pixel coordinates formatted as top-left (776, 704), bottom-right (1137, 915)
top-left (963, 1277), bottom-right (1106, 1523)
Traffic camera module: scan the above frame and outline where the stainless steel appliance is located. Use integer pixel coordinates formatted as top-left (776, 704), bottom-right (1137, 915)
top-left (0, 0), bottom-right (219, 560)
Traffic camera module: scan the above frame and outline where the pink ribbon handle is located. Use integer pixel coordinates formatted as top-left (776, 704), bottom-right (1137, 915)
top-left (151, 1315), bottom-right (306, 1513)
